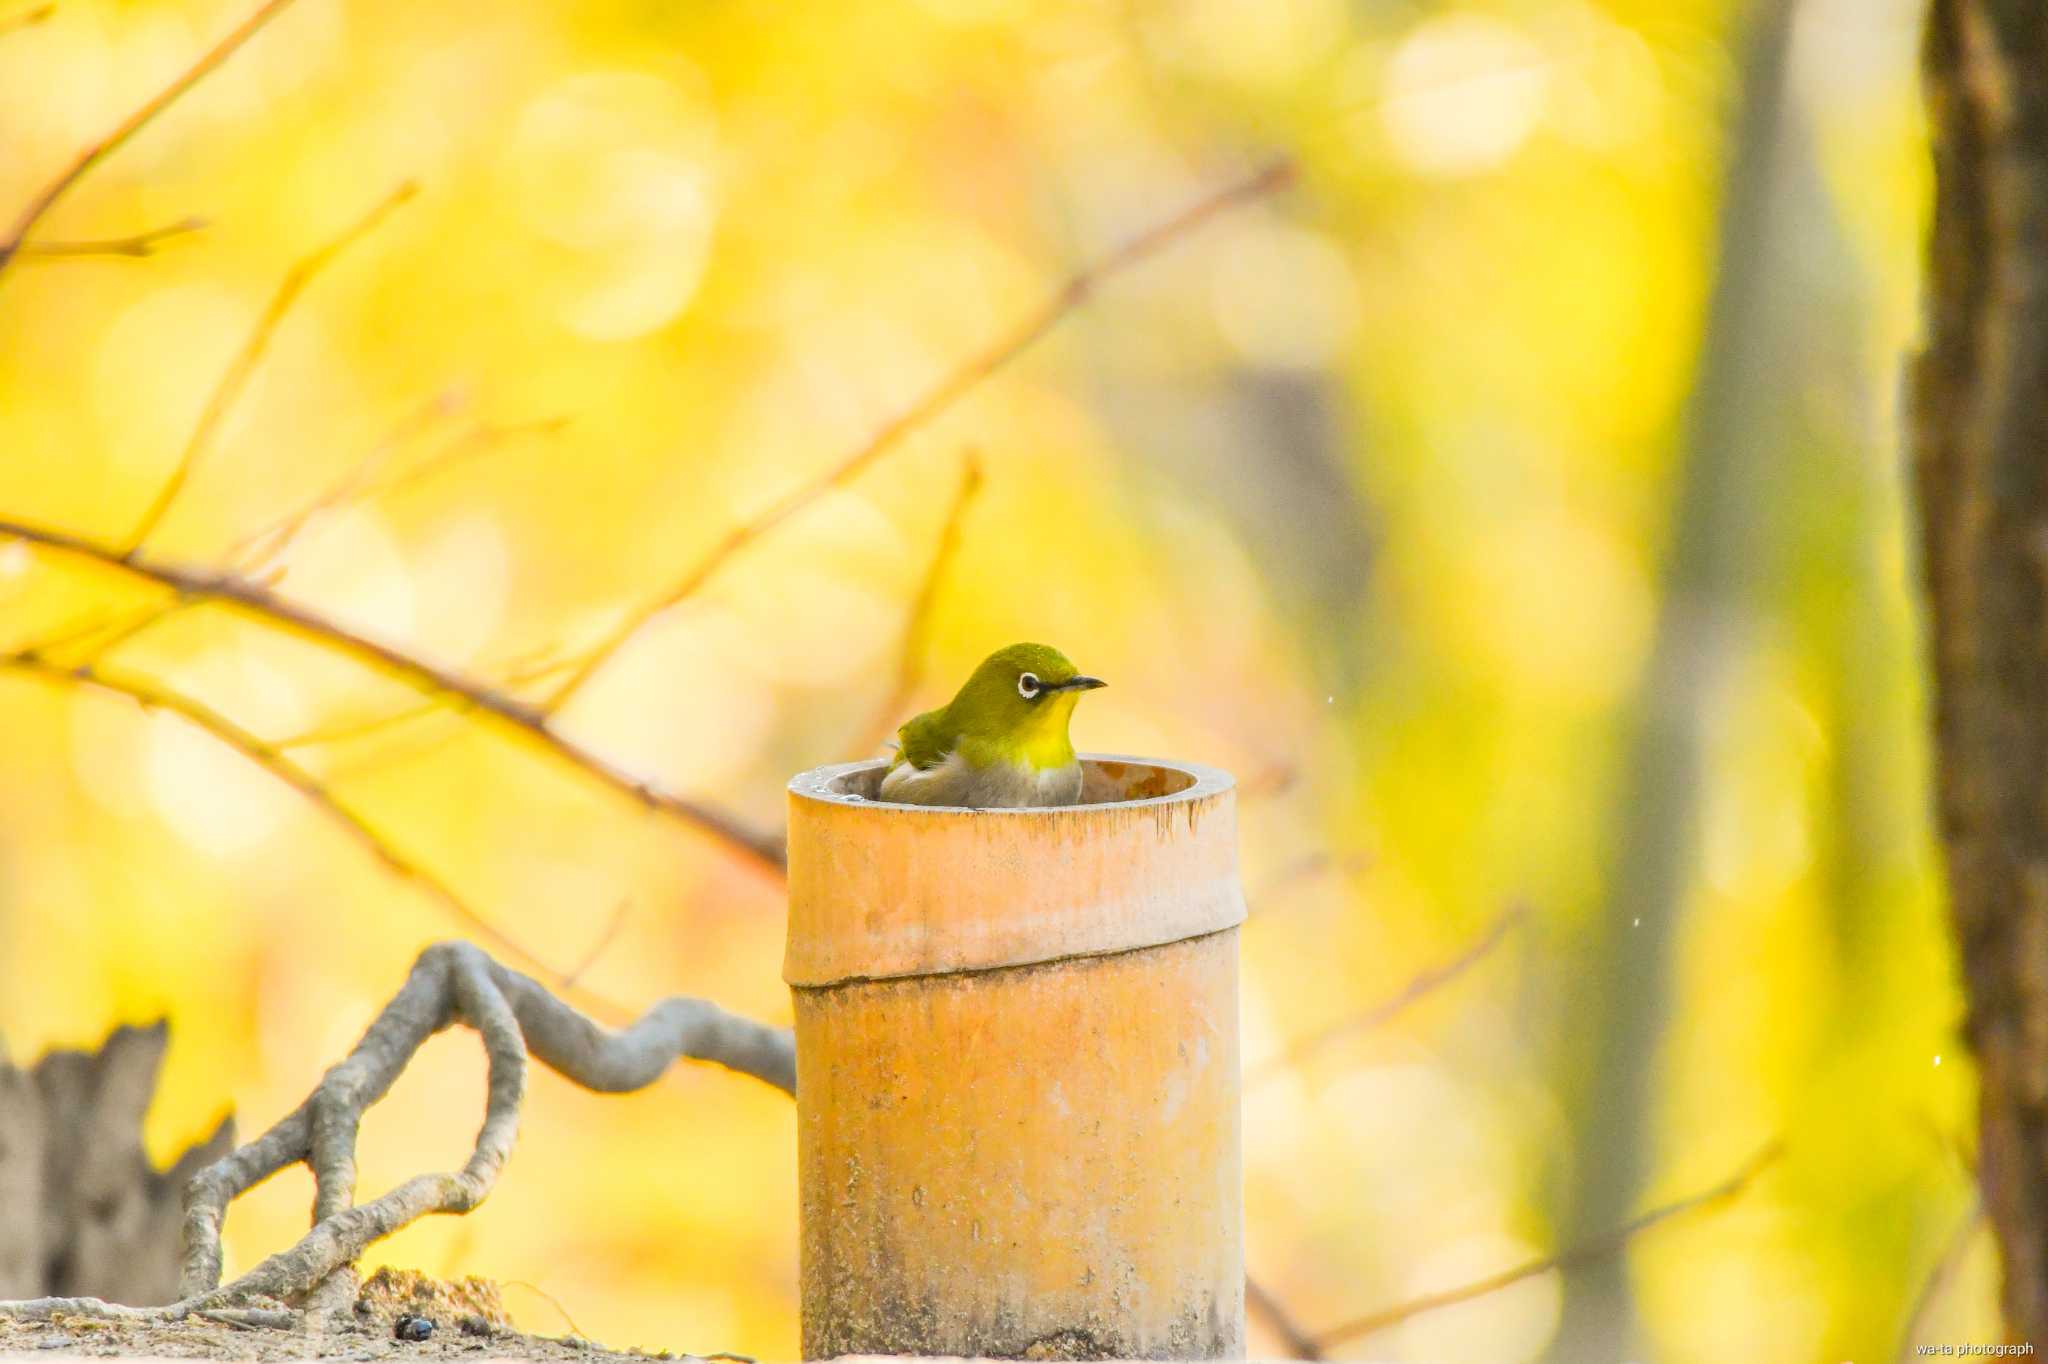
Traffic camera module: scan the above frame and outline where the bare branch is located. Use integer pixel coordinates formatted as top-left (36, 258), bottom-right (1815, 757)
top-left (0, 0), bottom-right (297, 279)
top-left (0, 518), bottom-right (786, 871)
top-left (14, 605), bottom-right (124, 656)
top-left (76, 596), bottom-right (192, 663)
top-left (1245, 849), bottom-right (1371, 916)
top-left (0, 649), bottom-right (627, 1022)
top-left (364, 414), bottom-right (572, 503)
top-left (0, 3), bottom-right (54, 36)
top-left (1893, 1197), bottom-right (1984, 1364)
top-left (3, 598), bottom-right (192, 705)
top-left (500, 1282), bottom-right (587, 1339)
top-left (0, 968), bottom-right (776, 1329)
top-left (17, 215), bottom-right (206, 260)
top-left (538, 158), bottom-right (1295, 715)
top-left (225, 389), bottom-right (465, 571)
top-left (170, 941), bottom-right (792, 1307)
top-left (1311, 1141), bottom-right (1783, 1349)
top-left (231, 409), bottom-right (567, 576)
top-left (1246, 902), bottom-right (1525, 1087)
top-left (1245, 1274), bottom-right (1323, 1361)
top-left (561, 899), bottom-right (631, 990)
top-left (1236, 760), bottom-right (1299, 802)
top-left (121, 182), bottom-right (418, 555)
top-left (273, 655), bottom-right (566, 751)
top-left (848, 452), bottom-right (983, 758)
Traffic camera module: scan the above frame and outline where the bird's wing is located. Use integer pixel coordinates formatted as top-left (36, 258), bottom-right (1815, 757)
top-left (895, 707), bottom-right (951, 770)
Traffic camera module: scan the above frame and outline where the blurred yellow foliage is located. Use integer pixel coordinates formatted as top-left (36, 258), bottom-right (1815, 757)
top-left (0, 0), bottom-right (1963, 1359)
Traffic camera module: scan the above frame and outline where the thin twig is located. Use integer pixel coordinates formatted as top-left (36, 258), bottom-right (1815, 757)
top-left (226, 389), bottom-right (466, 571)
top-left (17, 215), bottom-right (206, 259)
top-left (1245, 849), bottom-right (1371, 916)
top-left (0, 3), bottom-right (53, 36)
top-left (1251, 850), bottom-right (1337, 903)
top-left (560, 900), bottom-right (631, 990)
top-left (0, 518), bottom-right (787, 871)
top-left (75, 595), bottom-right (190, 662)
top-left (1236, 760), bottom-right (1299, 802)
top-left (121, 182), bottom-right (418, 554)
top-left (500, 1281), bottom-right (586, 1340)
top-left (1245, 1274), bottom-right (1323, 1361)
top-left (9, 594), bottom-right (185, 663)
top-left (1311, 1141), bottom-right (1784, 1349)
top-left (1910, 1106), bottom-right (1977, 1181)
top-left (1892, 1196), bottom-right (1984, 1364)
top-left (0, 0), bottom-right (297, 278)
top-left (848, 451), bottom-right (983, 757)
top-left (13, 606), bottom-right (120, 656)
top-left (273, 655), bottom-right (569, 751)
top-left (1247, 902), bottom-right (1527, 1087)
top-left (0, 648), bottom-right (628, 1023)
top-left (538, 158), bottom-right (1295, 715)
top-left (234, 411), bottom-right (567, 576)
top-left (366, 414), bottom-right (572, 502)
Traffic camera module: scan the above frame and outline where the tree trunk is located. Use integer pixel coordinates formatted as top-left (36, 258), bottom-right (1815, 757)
top-left (1544, 0), bottom-right (1799, 1355)
top-left (0, 1023), bottom-right (233, 1306)
top-left (1915, 0), bottom-right (2048, 1343)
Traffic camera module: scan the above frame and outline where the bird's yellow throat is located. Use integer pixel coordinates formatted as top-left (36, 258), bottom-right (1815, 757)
top-left (960, 690), bottom-right (1081, 771)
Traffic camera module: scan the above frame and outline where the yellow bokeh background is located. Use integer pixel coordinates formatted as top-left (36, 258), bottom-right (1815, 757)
top-left (0, 0), bottom-right (1968, 1359)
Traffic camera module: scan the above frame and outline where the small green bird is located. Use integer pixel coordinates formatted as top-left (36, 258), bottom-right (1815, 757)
top-left (880, 642), bottom-right (1106, 807)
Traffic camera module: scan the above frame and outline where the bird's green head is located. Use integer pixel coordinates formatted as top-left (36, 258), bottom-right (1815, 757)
top-left (945, 642), bottom-right (1105, 767)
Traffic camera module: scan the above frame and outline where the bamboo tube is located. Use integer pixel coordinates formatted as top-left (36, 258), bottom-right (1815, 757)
top-left (786, 756), bottom-right (1246, 1360)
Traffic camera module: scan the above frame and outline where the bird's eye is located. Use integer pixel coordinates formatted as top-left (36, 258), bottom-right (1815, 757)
top-left (1017, 672), bottom-right (1041, 700)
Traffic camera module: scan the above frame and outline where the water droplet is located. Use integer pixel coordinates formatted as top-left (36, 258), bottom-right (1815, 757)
top-left (1934, 1054), bottom-right (1943, 1067)
top-left (1631, 917), bottom-right (1641, 927)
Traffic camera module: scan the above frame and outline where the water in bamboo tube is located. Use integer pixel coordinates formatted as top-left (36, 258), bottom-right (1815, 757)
top-left (785, 756), bottom-right (1246, 1360)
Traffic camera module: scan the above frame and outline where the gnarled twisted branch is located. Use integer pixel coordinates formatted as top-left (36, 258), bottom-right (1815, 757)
top-left (185, 941), bottom-right (792, 1307)
top-left (0, 941), bottom-right (791, 1327)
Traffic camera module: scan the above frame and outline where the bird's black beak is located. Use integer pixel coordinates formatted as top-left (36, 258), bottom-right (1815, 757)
top-left (1046, 675), bottom-right (1106, 693)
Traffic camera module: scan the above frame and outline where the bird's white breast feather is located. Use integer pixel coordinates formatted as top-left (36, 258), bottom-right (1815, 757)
top-left (878, 751), bottom-right (1082, 807)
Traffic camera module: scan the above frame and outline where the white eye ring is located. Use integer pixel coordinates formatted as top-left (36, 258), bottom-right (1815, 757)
top-left (1018, 672), bottom-right (1041, 699)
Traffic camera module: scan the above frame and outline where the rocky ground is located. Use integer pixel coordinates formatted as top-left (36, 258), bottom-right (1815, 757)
top-left (0, 1270), bottom-right (742, 1364)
